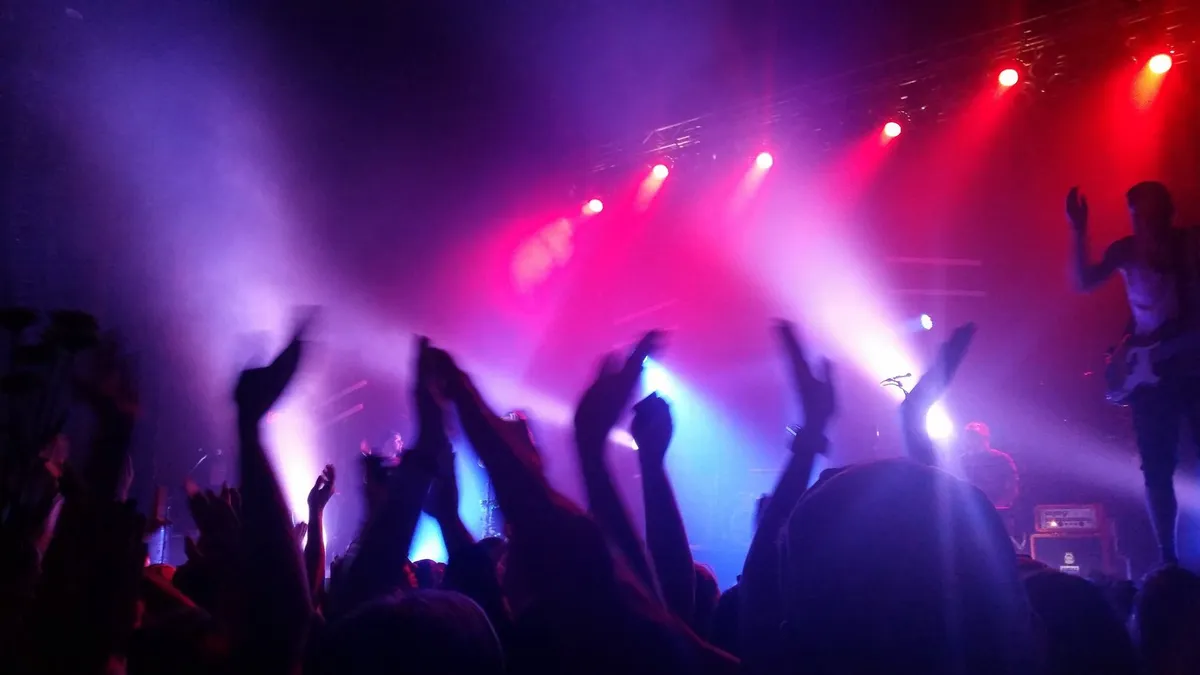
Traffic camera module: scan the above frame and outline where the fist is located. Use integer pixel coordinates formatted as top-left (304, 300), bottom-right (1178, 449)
top-left (1066, 187), bottom-right (1088, 232)
top-left (631, 393), bottom-right (673, 464)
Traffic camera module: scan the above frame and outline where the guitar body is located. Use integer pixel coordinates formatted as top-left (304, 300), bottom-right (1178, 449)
top-left (1105, 238), bottom-right (1200, 405)
top-left (1105, 337), bottom-right (1162, 405)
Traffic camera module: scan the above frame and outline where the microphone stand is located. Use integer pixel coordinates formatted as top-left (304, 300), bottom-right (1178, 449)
top-left (879, 373), bottom-right (913, 398)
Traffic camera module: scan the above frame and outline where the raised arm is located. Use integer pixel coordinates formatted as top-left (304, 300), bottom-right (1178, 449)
top-left (305, 465), bottom-right (335, 601)
top-left (1068, 187), bottom-right (1129, 292)
top-left (432, 347), bottom-right (568, 541)
top-left (425, 451), bottom-right (475, 557)
top-left (901, 322), bottom-right (976, 467)
top-left (740, 321), bottom-right (834, 672)
top-left (432, 346), bottom-right (636, 603)
top-left (1073, 235), bottom-right (1129, 292)
top-left (633, 393), bottom-right (695, 623)
top-left (436, 346), bottom-right (738, 673)
top-left (233, 316), bottom-right (316, 672)
top-left (428, 451), bottom-right (511, 640)
top-left (574, 333), bottom-right (663, 599)
top-left (334, 337), bottom-right (446, 611)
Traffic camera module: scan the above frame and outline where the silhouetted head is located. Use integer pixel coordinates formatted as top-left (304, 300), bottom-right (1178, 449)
top-left (317, 590), bottom-right (504, 675)
top-left (779, 459), bottom-right (1036, 675)
top-left (1127, 181), bottom-right (1174, 242)
top-left (962, 421), bottom-right (991, 452)
top-left (1024, 570), bottom-right (1138, 675)
top-left (386, 431), bottom-right (404, 456)
top-left (1133, 565), bottom-right (1200, 675)
top-left (413, 559), bottom-right (444, 589)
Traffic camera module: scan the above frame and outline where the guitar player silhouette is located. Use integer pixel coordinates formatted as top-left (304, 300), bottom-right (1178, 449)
top-left (1070, 181), bottom-right (1200, 565)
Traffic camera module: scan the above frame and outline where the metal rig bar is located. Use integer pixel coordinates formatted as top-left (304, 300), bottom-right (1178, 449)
top-left (591, 0), bottom-right (1195, 175)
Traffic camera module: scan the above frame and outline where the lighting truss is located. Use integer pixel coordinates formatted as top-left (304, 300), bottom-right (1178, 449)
top-left (589, 0), bottom-right (1197, 176)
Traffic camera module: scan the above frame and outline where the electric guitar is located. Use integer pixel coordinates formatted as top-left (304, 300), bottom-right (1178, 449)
top-left (1104, 328), bottom-right (1200, 405)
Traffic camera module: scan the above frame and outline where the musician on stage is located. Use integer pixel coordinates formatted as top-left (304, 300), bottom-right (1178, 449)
top-left (959, 422), bottom-right (1019, 507)
top-left (957, 422), bottom-right (1026, 552)
top-left (1069, 181), bottom-right (1200, 565)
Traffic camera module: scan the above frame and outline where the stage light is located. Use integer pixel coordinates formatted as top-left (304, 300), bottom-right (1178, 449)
top-left (919, 314), bottom-right (934, 331)
top-left (583, 198), bottom-right (604, 215)
top-left (755, 152), bottom-right (774, 169)
top-left (263, 408), bottom-right (321, 519)
top-left (642, 357), bottom-right (675, 399)
top-left (998, 68), bottom-right (1019, 87)
top-left (926, 403), bottom-right (954, 440)
top-left (883, 122), bottom-right (902, 138)
top-left (651, 163), bottom-right (670, 180)
top-left (1148, 53), bottom-right (1173, 74)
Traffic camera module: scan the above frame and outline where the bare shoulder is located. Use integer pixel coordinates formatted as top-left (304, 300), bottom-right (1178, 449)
top-left (1105, 236), bottom-right (1135, 266)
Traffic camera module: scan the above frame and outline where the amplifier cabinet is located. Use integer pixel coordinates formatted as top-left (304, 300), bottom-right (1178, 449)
top-left (1034, 503), bottom-right (1105, 534)
top-left (1030, 533), bottom-right (1117, 578)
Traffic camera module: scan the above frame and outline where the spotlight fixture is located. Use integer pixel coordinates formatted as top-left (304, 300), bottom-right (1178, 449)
top-left (1148, 53), bottom-right (1173, 74)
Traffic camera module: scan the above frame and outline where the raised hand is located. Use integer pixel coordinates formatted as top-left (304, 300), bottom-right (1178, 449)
top-left (774, 320), bottom-right (836, 437)
top-left (307, 464), bottom-right (336, 512)
top-left (631, 393), bottom-right (673, 466)
top-left (632, 392), bottom-right (692, 620)
top-left (303, 467), bottom-right (333, 603)
top-left (429, 347), bottom-right (541, 469)
top-left (575, 330), bottom-right (664, 451)
top-left (1066, 187), bottom-right (1089, 233)
top-left (425, 344), bottom-right (561, 531)
top-left (234, 308), bottom-right (316, 423)
top-left (413, 336), bottom-right (449, 453)
top-left (185, 483), bottom-right (241, 562)
top-left (293, 521), bottom-right (308, 546)
top-left (906, 322), bottom-right (977, 415)
top-left (573, 334), bottom-right (665, 597)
